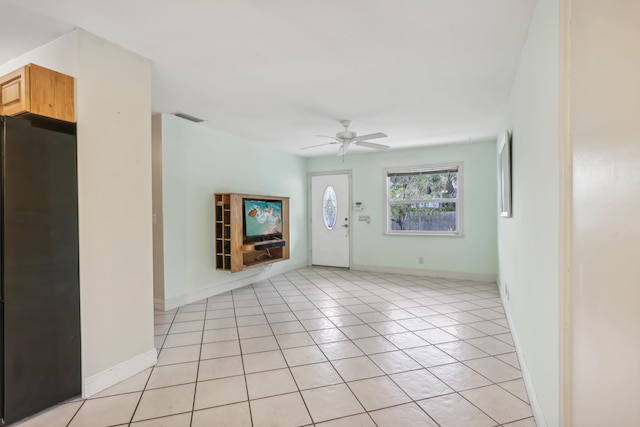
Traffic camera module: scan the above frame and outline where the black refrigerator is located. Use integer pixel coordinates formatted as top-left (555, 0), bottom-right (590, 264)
top-left (0, 114), bottom-right (81, 426)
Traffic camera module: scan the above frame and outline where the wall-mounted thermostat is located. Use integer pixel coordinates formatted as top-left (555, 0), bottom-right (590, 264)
top-left (353, 201), bottom-right (365, 211)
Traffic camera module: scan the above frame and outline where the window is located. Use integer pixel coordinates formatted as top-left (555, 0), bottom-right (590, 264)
top-left (384, 163), bottom-right (463, 236)
top-left (323, 185), bottom-right (337, 230)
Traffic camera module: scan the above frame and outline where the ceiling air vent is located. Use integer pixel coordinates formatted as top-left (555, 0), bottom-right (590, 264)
top-left (173, 112), bottom-right (205, 123)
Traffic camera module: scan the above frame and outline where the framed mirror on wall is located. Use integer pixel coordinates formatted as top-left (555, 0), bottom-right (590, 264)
top-left (499, 130), bottom-right (512, 217)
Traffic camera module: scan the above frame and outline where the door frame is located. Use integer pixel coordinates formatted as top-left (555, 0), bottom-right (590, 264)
top-left (307, 170), bottom-right (353, 268)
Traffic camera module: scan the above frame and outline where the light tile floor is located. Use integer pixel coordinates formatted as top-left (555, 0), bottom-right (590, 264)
top-left (15, 267), bottom-right (537, 427)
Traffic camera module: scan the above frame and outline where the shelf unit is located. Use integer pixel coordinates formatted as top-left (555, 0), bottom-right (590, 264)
top-left (214, 193), bottom-right (289, 273)
top-left (214, 194), bottom-right (232, 270)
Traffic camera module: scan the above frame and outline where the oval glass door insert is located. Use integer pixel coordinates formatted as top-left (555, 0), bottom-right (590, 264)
top-left (323, 185), bottom-right (337, 230)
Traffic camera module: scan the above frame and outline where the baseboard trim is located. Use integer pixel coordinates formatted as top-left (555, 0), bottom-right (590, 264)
top-left (158, 261), bottom-right (307, 312)
top-left (502, 296), bottom-right (547, 427)
top-left (350, 264), bottom-right (497, 282)
top-left (82, 348), bottom-right (157, 398)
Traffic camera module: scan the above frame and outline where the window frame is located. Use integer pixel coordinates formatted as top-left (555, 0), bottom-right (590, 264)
top-left (383, 162), bottom-right (464, 237)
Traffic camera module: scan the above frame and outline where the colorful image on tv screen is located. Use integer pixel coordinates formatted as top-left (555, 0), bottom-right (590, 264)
top-left (244, 200), bottom-right (282, 237)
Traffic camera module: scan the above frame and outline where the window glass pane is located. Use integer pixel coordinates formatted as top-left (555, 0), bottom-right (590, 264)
top-left (323, 185), bottom-right (337, 230)
top-left (388, 171), bottom-right (458, 201)
top-left (389, 202), bottom-right (457, 232)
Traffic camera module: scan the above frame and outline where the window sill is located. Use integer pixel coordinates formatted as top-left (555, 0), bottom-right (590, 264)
top-left (384, 231), bottom-right (464, 237)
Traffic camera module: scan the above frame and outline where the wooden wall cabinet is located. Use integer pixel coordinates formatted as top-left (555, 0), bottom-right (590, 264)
top-left (0, 63), bottom-right (75, 122)
top-left (214, 193), bottom-right (290, 273)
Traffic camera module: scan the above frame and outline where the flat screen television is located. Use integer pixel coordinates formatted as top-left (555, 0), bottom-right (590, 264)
top-left (243, 199), bottom-right (283, 241)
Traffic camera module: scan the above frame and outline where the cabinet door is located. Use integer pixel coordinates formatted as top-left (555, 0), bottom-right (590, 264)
top-left (0, 64), bottom-right (75, 122)
top-left (29, 64), bottom-right (75, 122)
top-left (0, 66), bottom-right (30, 116)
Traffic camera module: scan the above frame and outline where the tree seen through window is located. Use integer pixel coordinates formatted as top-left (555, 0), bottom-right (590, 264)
top-left (386, 166), bottom-right (460, 234)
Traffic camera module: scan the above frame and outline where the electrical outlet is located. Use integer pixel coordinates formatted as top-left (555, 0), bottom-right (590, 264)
top-left (418, 257), bottom-right (424, 264)
top-left (505, 283), bottom-right (510, 300)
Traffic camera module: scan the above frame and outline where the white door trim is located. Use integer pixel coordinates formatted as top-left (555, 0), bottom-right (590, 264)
top-left (307, 170), bottom-right (353, 268)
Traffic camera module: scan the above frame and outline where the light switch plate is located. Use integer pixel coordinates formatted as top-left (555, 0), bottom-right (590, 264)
top-left (358, 215), bottom-right (371, 224)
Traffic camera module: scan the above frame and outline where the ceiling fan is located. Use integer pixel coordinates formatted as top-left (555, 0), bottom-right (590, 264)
top-left (302, 120), bottom-right (390, 156)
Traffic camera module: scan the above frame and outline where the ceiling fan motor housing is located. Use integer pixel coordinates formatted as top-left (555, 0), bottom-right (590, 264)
top-left (337, 131), bottom-right (357, 140)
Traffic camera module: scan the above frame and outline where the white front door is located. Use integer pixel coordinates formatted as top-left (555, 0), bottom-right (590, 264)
top-left (311, 173), bottom-right (350, 267)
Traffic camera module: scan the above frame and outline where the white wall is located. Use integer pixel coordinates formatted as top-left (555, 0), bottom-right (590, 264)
top-left (76, 29), bottom-right (155, 391)
top-left (308, 141), bottom-right (498, 280)
top-left (1, 29), bottom-right (156, 397)
top-left (154, 114), bottom-right (308, 308)
top-left (499, 0), bottom-right (559, 425)
top-left (0, 30), bottom-right (77, 78)
top-left (566, 1), bottom-right (640, 425)
top-left (501, 1), bottom-right (640, 425)
top-left (152, 114), bottom-right (165, 301)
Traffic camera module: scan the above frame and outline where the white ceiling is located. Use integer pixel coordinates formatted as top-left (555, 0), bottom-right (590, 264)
top-left (0, 0), bottom-right (535, 157)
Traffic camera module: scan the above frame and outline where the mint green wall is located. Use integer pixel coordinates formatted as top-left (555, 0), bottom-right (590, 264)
top-left (157, 113), bottom-right (498, 301)
top-left (499, 0), bottom-right (559, 425)
top-left (158, 114), bottom-right (308, 300)
top-left (308, 141), bottom-right (498, 278)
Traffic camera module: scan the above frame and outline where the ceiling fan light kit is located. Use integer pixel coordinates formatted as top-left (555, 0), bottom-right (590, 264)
top-left (302, 119), bottom-right (390, 155)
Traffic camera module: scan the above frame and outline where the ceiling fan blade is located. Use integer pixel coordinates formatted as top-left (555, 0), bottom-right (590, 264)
top-left (354, 140), bottom-right (390, 150)
top-left (301, 142), bottom-right (338, 150)
top-left (356, 132), bottom-right (387, 141)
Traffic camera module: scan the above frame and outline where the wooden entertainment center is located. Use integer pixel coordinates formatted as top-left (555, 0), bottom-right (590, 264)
top-left (214, 193), bottom-right (290, 273)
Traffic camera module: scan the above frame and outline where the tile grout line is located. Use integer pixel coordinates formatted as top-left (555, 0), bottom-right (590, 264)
top-left (46, 267), bottom-right (531, 427)
top-left (129, 309), bottom-right (178, 426)
top-left (62, 309), bottom-right (181, 427)
top-left (305, 269), bottom-right (443, 423)
top-left (63, 398), bottom-right (86, 427)
top-left (259, 275), bottom-right (320, 426)
top-left (291, 269), bottom-right (395, 426)
top-left (187, 295), bottom-right (213, 427)
top-left (373, 273), bottom-right (516, 426)
top-left (306, 268), bottom-right (524, 426)
top-left (232, 286), bottom-right (256, 427)
top-left (285, 270), bottom-right (380, 426)
top-left (324, 270), bottom-right (445, 426)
